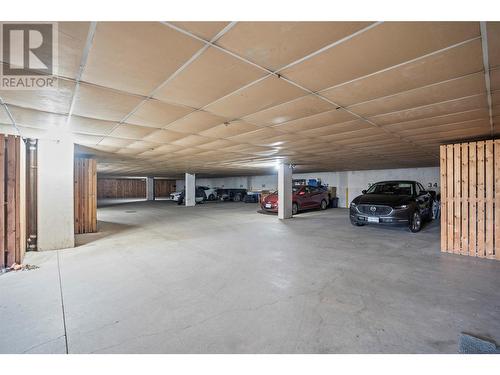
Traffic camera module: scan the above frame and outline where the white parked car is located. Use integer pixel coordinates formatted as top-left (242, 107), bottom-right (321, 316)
top-left (199, 186), bottom-right (217, 200)
top-left (169, 191), bottom-right (183, 201)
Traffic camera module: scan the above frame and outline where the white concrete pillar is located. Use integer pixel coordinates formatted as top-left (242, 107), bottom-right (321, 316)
top-left (37, 139), bottom-right (75, 250)
top-left (146, 176), bottom-right (154, 201)
top-left (185, 173), bottom-right (196, 206)
top-left (278, 163), bottom-right (293, 219)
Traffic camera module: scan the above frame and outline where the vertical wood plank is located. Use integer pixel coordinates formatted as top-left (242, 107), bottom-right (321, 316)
top-left (6, 136), bottom-right (16, 266)
top-left (0, 136), bottom-right (5, 269)
top-left (453, 144), bottom-right (461, 254)
top-left (446, 145), bottom-right (454, 253)
top-left (440, 145), bottom-right (447, 252)
top-left (495, 140), bottom-right (500, 260)
top-left (14, 137), bottom-right (20, 263)
top-left (485, 140), bottom-right (494, 259)
top-left (461, 143), bottom-right (469, 255)
top-left (477, 141), bottom-right (485, 257)
top-left (469, 142), bottom-right (477, 257)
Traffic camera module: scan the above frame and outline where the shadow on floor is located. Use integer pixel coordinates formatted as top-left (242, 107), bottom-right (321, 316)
top-left (75, 220), bottom-right (138, 247)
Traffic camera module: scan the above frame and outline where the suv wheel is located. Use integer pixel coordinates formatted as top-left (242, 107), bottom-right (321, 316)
top-left (409, 211), bottom-right (422, 233)
top-left (292, 202), bottom-right (298, 215)
top-left (208, 194), bottom-right (215, 201)
top-left (320, 199), bottom-right (328, 210)
top-left (233, 193), bottom-right (241, 202)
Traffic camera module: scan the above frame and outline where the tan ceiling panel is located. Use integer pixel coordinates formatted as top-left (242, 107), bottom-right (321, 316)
top-left (109, 124), bottom-right (155, 139)
top-left (6, 106), bottom-right (66, 130)
top-left (370, 94), bottom-right (488, 126)
top-left (72, 83), bottom-right (144, 122)
top-left (0, 79), bottom-right (75, 114)
top-left (242, 95), bottom-right (334, 127)
top-left (282, 22), bottom-right (479, 91)
top-left (487, 22), bottom-right (500, 68)
top-left (272, 109), bottom-right (357, 133)
top-left (200, 121), bottom-right (260, 138)
top-left (348, 72), bottom-right (486, 117)
top-left (492, 90), bottom-right (500, 106)
top-left (395, 118), bottom-right (490, 137)
top-left (82, 22), bottom-right (203, 95)
top-left (72, 133), bottom-right (103, 146)
top-left (142, 129), bottom-right (186, 143)
top-left (204, 76), bottom-right (307, 119)
top-left (297, 119), bottom-right (370, 137)
top-left (165, 111), bottom-right (227, 134)
top-left (170, 22), bottom-right (230, 40)
top-left (321, 39), bottom-right (484, 107)
top-left (57, 22), bottom-right (91, 79)
top-left (196, 139), bottom-right (238, 150)
top-left (171, 134), bottom-right (214, 147)
top-left (98, 137), bottom-right (134, 148)
top-left (227, 127), bottom-right (283, 144)
top-left (382, 108), bottom-right (490, 132)
top-left (126, 140), bottom-right (159, 151)
top-left (154, 47), bottom-right (266, 108)
top-left (216, 22), bottom-right (373, 71)
top-left (126, 99), bottom-right (193, 128)
top-left (69, 115), bottom-right (117, 135)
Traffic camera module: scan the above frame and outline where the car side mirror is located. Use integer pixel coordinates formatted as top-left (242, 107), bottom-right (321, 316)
top-left (362, 190), bottom-right (367, 194)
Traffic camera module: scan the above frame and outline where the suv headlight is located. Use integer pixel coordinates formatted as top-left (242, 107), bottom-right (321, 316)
top-left (394, 205), bottom-right (408, 209)
top-left (350, 202), bottom-right (356, 208)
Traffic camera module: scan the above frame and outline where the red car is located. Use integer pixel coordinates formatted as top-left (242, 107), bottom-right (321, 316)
top-left (261, 185), bottom-right (330, 215)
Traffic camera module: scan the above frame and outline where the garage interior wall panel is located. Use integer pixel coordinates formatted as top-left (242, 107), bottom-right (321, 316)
top-left (440, 140), bottom-right (499, 259)
top-left (97, 178), bottom-right (146, 199)
top-left (74, 158), bottom-right (97, 234)
top-left (154, 179), bottom-right (176, 197)
top-left (0, 135), bottom-right (25, 268)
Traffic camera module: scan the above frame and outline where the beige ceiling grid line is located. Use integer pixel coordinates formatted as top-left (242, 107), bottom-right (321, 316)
top-left (479, 22), bottom-right (494, 136)
top-left (65, 21), bottom-right (98, 126)
top-left (96, 22), bottom-right (238, 145)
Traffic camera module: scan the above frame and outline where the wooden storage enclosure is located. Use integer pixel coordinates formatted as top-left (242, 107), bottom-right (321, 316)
top-left (440, 140), bottom-right (499, 259)
top-left (154, 179), bottom-right (176, 198)
top-left (1, 135), bottom-right (26, 268)
top-left (97, 178), bottom-right (146, 199)
top-left (74, 158), bottom-right (97, 234)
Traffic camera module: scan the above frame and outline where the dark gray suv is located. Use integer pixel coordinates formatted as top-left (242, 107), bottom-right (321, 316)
top-left (349, 180), bottom-right (433, 232)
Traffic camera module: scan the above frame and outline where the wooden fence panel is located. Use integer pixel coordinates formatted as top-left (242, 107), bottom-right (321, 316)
top-left (97, 178), bottom-right (146, 199)
top-left (74, 158), bottom-right (97, 234)
top-left (154, 179), bottom-right (176, 197)
top-left (440, 139), bottom-right (499, 259)
top-left (1, 135), bottom-right (24, 268)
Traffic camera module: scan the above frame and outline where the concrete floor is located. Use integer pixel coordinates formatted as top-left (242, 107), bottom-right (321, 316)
top-left (1, 201), bottom-right (499, 353)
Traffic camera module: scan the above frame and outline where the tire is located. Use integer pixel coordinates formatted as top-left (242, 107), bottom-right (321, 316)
top-left (233, 193), bottom-right (241, 202)
top-left (409, 210), bottom-right (423, 233)
top-left (320, 199), bottom-right (328, 210)
top-left (292, 202), bottom-right (299, 215)
top-left (208, 194), bottom-right (215, 201)
top-left (351, 220), bottom-right (365, 226)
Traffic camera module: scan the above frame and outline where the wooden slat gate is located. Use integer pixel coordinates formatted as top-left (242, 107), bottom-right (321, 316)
top-left (74, 158), bottom-right (97, 234)
top-left (1, 135), bottom-right (25, 268)
top-left (440, 140), bottom-right (499, 259)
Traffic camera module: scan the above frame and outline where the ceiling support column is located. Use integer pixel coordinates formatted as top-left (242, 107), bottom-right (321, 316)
top-left (146, 176), bottom-right (155, 201)
top-left (185, 173), bottom-right (196, 207)
top-left (278, 163), bottom-right (293, 220)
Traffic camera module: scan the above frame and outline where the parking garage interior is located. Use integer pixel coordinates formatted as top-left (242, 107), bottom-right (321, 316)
top-left (0, 18), bottom-right (500, 356)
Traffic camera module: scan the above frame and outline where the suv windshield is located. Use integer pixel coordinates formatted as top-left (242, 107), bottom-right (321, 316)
top-left (366, 182), bottom-right (413, 196)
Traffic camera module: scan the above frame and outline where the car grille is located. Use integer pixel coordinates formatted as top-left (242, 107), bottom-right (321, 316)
top-left (357, 204), bottom-right (392, 216)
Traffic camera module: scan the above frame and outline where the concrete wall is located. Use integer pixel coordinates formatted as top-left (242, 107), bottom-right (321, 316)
top-left (175, 166), bottom-right (440, 207)
top-left (37, 139), bottom-right (75, 250)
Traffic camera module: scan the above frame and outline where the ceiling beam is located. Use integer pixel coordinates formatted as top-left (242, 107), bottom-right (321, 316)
top-left (479, 21), bottom-right (494, 136)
